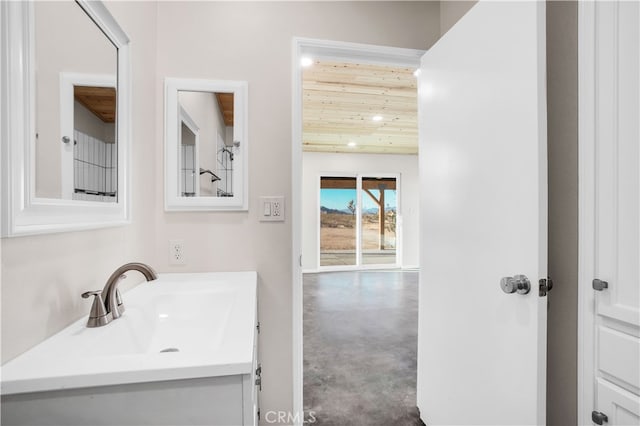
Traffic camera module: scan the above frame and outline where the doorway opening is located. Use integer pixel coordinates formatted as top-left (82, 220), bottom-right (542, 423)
top-left (292, 38), bottom-right (424, 425)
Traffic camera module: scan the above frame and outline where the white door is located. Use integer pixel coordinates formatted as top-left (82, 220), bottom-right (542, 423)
top-left (417, 2), bottom-right (547, 425)
top-left (580, 2), bottom-right (640, 425)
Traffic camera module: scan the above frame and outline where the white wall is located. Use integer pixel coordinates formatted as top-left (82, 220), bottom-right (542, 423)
top-left (440, 0), bottom-right (477, 36)
top-left (74, 101), bottom-right (115, 144)
top-left (154, 1), bottom-right (440, 418)
top-left (302, 152), bottom-right (419, 271)
top-left (1, 1), bottom-right (158, 363)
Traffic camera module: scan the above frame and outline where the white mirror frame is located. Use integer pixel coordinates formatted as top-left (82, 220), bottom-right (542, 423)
top-left (164, 78), bottom-right (249, 211)
top-left (0, 0), bottom-right (131, 237)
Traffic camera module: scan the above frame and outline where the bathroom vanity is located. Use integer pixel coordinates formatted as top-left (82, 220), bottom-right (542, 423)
top-left (1, 272), bottom-right (260, 426)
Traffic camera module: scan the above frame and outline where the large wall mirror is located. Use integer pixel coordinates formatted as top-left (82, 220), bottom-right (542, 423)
top-left (165, 78), bottom-right (248, 211)
top-left (1, 1), bottom-right (130, 236)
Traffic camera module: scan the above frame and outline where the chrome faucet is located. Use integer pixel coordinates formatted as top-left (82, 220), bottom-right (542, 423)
top-left (81, 262), bottom-right (158, 328)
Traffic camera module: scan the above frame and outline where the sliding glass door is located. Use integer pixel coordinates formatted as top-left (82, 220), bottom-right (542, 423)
top-left (361, 177), bottom-right (397, 265)
top-left (320, 176), bottom-right (358, 267)
top-left (319, 174), bottom-right (398, 268)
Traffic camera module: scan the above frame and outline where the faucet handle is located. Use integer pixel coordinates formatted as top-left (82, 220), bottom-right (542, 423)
top-left (115, 288), bottom-right (125, 315)
top-left (81, 290), bottom-right (111, 328)
top-left (81, 290), bottom-right (101, 299)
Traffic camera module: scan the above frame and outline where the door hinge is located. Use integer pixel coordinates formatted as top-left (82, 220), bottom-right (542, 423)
top-left (592, 411), bottom-right (608, 425)
top-left (256, 321), bottom-right (260, 334)
top-left (593, 279), bottom-right (609, 291)
top-left (539, 277), bottom-right (553, 297)
top-left (257, 409), bottom-right (260, 421)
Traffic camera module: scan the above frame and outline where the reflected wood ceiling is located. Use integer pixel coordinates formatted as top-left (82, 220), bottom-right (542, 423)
top-left (74, 86), bottom-right (116, 123)
top-left (303, 60), bottom-right (418, 155)
top-left (216, 93), bottom-right (234, 126)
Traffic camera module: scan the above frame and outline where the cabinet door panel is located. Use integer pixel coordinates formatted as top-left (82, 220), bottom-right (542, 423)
top-left (597, 379), bottom-right (640, 426)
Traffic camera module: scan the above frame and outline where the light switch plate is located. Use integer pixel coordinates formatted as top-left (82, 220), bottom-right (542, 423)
top-left (259, 196), bottom-right (285, 222)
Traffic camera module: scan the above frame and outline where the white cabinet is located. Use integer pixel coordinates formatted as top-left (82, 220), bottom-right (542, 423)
top-left (580, 2), bottom-right (640, 425)
top-left (1, 272), bottom-right (260, 426)
top-left (2, 349), bottom-right (261, 426)
top-left (243, 321), bottom-right (262, 425)
top-left (2, 340), bottom-right (260, 426)
top-left (596, 379), bottom-right (640, 426)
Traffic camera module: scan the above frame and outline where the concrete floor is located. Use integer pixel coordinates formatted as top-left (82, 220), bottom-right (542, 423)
top-left (303, 270), bottom-right (421, 426)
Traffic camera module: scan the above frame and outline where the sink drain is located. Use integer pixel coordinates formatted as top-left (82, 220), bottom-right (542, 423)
top-left (160, 347), bottom-right (179, 353)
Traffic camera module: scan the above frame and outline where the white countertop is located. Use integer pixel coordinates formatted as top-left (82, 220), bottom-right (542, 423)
top-left (1, 272), bottom-right (257, 395)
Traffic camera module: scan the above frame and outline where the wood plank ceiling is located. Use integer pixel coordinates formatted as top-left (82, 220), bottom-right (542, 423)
top-left (303, 60), bottom-right (418, 155)
top-left (215, 93), bottom-right (234, 126)
top-left (74, 86), bottom-right (116, 123)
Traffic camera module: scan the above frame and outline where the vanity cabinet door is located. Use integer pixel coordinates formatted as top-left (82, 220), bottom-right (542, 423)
top-left (241, 321), bottom-right (259, 425)
top-left (1, 376), bottom-right (245, 426)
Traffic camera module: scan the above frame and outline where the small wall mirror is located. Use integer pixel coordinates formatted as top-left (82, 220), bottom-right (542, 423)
top-left (1, 1), bottom-right (131, 236)
top-left (165, 79), bottom-right (248, 211)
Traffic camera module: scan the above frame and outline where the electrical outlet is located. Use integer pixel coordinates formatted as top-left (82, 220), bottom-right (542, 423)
top-left (259, 196), bottom-right (285, 222)
top-left (272, 201), bottom-right (282, 217)
top-left (169, 240), bottom-right (185, 265)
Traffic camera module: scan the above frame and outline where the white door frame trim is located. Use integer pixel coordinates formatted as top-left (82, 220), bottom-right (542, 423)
top-left (291, 37), bottom-right (425, 425)
top-left (577, 2), bottom-right (596, 424)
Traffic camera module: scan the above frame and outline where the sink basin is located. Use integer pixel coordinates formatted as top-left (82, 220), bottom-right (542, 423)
top-left (69, 287), bottom-right (234, 357)
top-left (1, 272), bottom-right (257, 395)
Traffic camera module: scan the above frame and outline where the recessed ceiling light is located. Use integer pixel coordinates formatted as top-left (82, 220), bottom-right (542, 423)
top-left (413, 69), bottom-right (422, 77)
top-left (347, 141), bottom-right (357, 147)
top-left (300, 57), bottom-right (313, 67)
top-left (372, 115), bottom-right (383, 122)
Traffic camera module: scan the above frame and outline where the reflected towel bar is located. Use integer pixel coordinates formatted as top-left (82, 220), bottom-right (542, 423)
top-left (199, 168), bottom-right (221, 182)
